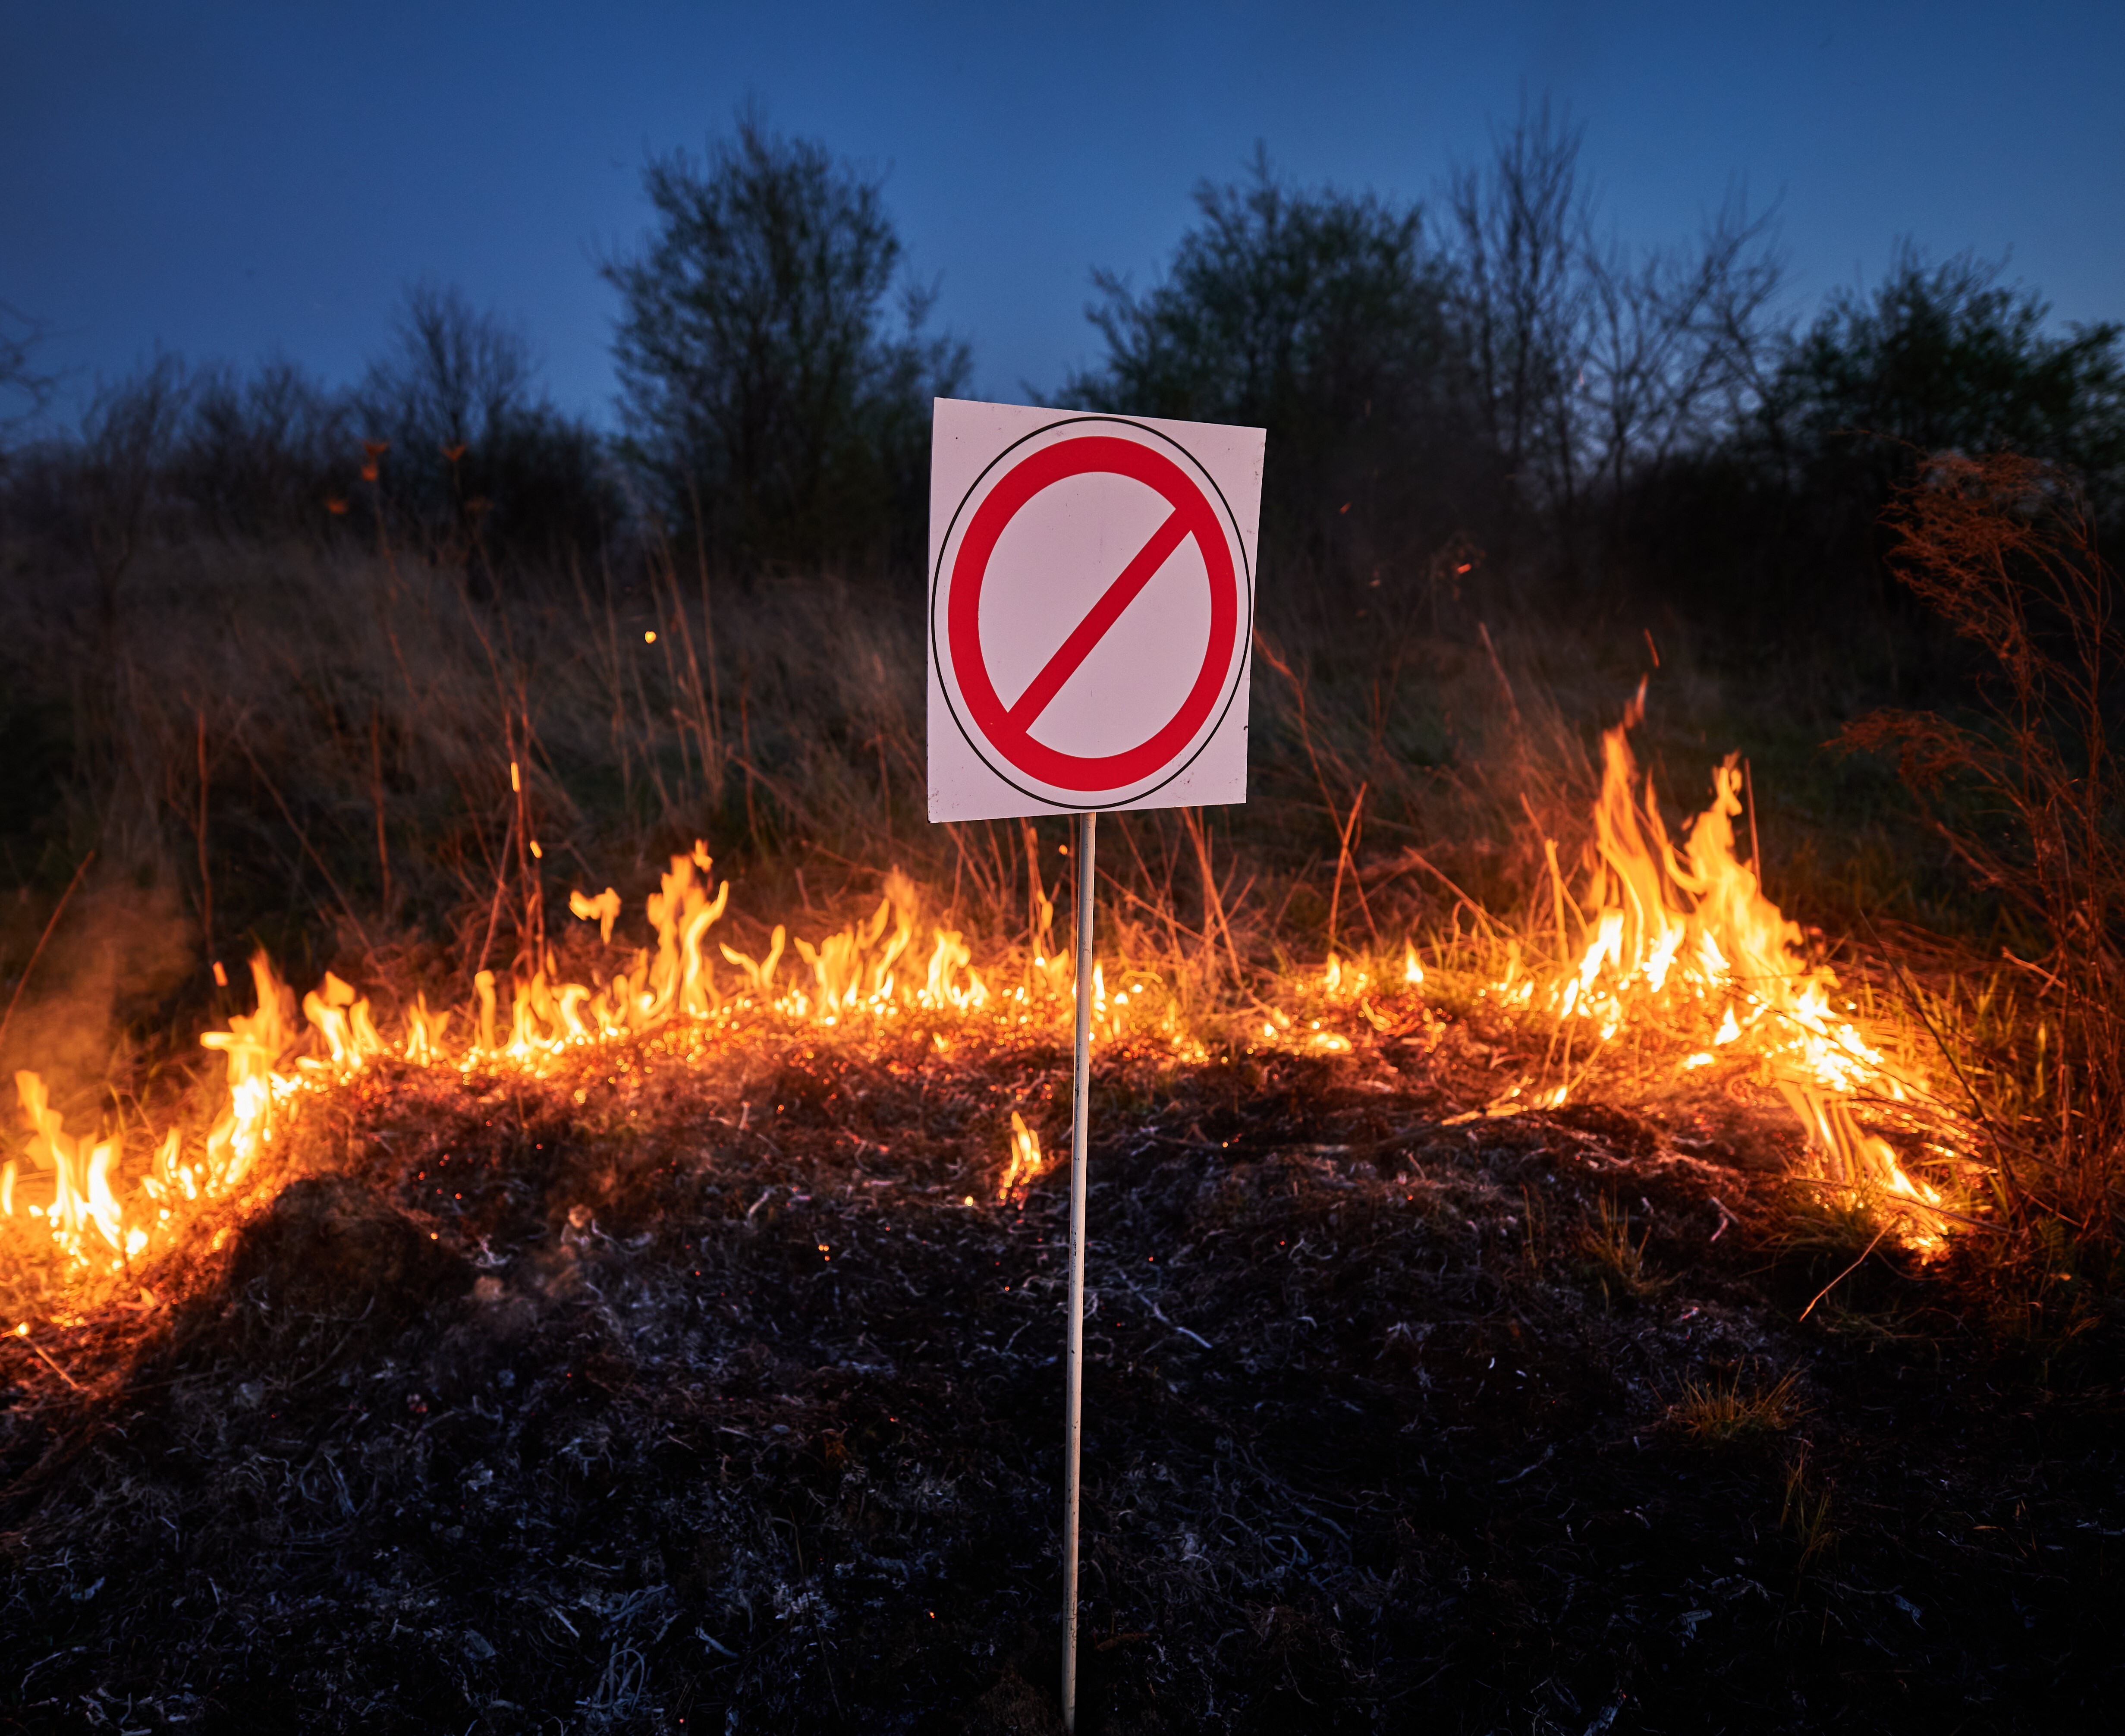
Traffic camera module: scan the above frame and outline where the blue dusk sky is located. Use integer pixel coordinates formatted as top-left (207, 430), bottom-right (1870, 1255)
top-left (4, 0), bottom-right (2121, 425)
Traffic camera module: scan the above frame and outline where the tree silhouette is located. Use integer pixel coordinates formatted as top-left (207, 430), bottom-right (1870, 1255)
top-left (604, 108), bottom-right (967, 575)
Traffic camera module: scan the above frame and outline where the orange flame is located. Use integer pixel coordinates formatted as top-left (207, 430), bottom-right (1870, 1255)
top-left (998, 1111), bottom-right (1043, 1200)
top-left (1534, 693), bottom-right (1944, 1235)
top-left (5, 843), bottom-right (1173, 1290)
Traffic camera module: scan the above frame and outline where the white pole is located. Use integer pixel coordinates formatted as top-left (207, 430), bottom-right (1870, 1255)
top-left (1061, 809), bottom-right (1097, 1731)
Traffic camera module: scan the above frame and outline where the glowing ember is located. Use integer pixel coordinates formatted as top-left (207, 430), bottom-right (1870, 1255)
top-left (998, 1111), bottom-right (1044, 1201)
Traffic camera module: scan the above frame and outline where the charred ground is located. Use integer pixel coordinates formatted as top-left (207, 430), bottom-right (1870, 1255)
top-left (1, 1002), bottom-right (2119, 1734)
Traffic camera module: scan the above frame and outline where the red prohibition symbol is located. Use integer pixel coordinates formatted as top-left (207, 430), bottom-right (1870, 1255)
top-left (943, 432), bottom-right (1242, 796)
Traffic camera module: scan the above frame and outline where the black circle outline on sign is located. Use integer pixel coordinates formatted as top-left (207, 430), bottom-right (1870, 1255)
top-left (930, 414), bottom-right (1255, 812)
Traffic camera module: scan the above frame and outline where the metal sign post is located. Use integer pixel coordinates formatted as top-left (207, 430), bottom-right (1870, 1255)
top-left (1060, 810), bottom-right (1097, 1731)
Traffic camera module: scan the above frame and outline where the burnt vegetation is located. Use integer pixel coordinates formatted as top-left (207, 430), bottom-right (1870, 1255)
top-left (3, 101), bottom-right (2124, 1732)
top-left (2, 1013), bottom-right (2118, 1730)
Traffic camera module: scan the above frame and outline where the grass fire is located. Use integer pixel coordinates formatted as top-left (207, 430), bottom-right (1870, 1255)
top-left (6, 85), bottom-right (2124, 1736)
top-left (1, 704), bottom-right (1952, 1288)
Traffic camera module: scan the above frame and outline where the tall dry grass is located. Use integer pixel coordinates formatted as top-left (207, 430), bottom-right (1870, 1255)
top-left (1843, 453), bottom-right (2125, 1257)
top-left (0, 524), bottom-right (1613, 1091)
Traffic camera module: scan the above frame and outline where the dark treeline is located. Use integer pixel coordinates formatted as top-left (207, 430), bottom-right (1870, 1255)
top-left (1061, 115), bottom-right (2124, 663)
top-left (4, 103), bottom-right (2119, 638)
top-left (0, 282), bottom-right (621, 597)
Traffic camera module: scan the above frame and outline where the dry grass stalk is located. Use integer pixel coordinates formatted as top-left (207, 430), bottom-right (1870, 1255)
top-left (1671, 1368), bottom-right (1804, 1442)
top-left (1779, 1451), bottom-right (1838, 1576)
top-left (1572, 1195), bottom-right (1669, 1302)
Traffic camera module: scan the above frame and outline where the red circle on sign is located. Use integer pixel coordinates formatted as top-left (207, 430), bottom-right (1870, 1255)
top-left (945, 434), bottom-right (1240, 793)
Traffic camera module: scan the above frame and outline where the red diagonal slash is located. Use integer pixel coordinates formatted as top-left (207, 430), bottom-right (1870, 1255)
top-left (1004, 506), bottom-right (1189, 731)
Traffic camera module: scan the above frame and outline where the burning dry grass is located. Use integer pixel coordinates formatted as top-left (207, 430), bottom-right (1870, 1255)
top-left (0, 686), bottom-right (1971, 1332)
top-left (0, 500), bottom-right (2006, 1326)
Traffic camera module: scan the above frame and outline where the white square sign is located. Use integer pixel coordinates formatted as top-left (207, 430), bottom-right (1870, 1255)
top-left (925, 398), bottom-right (1265, 822)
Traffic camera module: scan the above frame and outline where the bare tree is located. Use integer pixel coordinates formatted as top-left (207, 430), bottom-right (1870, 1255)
top-left (359, 280), bottom-right (538, 462)
top-left (1440, 98), bottom-right (1787, 576)
top-left (1580, 189), bottom-right (1786, 522)
top-left (1443, 98), bottom-right (1594, 545)
top-left (79, 354), bottom-right (192, 642)
top-left (352, 282), bottom-right (615, 575)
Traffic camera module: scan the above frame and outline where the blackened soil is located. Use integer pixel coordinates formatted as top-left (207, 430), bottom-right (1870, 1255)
top-left (1, 1006), bottom-right (2120, 1733)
